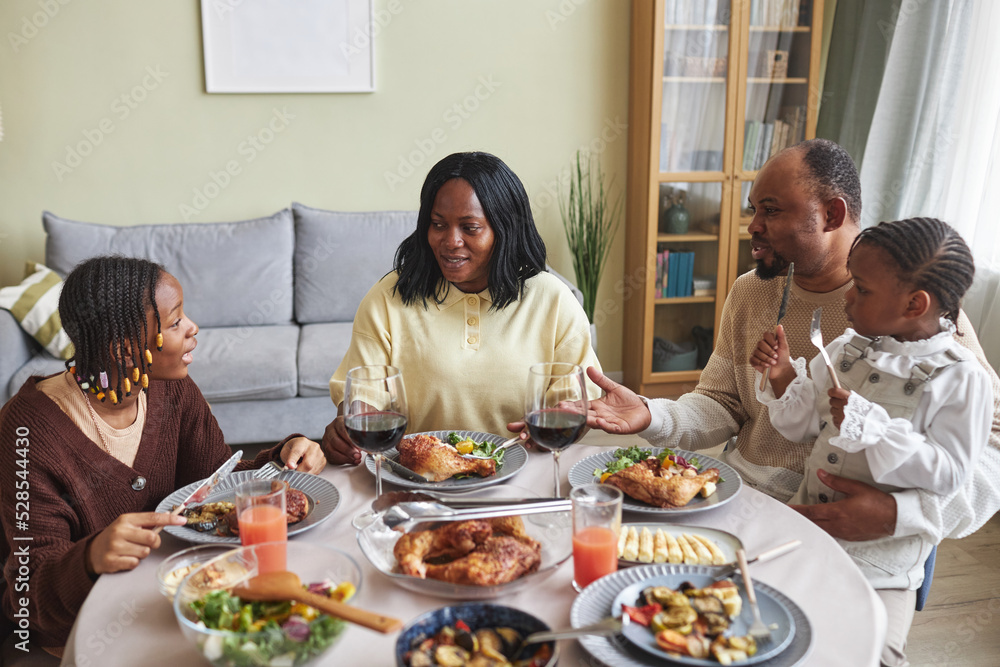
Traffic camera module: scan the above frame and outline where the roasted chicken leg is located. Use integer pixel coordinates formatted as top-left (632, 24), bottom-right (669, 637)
top-left (397, 434), bottom-right (497, 481)
top-left (393, 516), bottom-right (541, 585)
top-left (606, 460), bottom-right (720, 508)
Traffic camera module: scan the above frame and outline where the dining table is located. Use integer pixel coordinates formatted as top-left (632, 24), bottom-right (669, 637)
top-left (59, 430), bottom-right (886, 667)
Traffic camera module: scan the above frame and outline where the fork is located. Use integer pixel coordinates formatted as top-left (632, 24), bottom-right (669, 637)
top-left (736, 548), bottom-right (771, 644)
top-left (810, 307), bottom-right (842, 389)
top-left (253, 460), bottom-right (288, 480)
top-left (458, 435), bottom-right (522, 460)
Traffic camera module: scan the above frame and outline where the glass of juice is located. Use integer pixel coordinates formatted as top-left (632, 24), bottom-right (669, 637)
top-left (570, 483), bottom-right (622, 592)
top-left (235, 480), bottom-right (287, 574)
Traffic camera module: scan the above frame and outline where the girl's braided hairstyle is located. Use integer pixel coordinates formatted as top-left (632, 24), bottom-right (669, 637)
top-left (850, 217), bottom-right (975, 326)
top-left (59, 256), bottom-right (163, 401)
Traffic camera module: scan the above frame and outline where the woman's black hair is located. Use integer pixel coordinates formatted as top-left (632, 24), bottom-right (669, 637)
top-left (59, 256), bottom-right (164, 401)
top-left (393, 151), bottom-right (547, 310)
top-left (850, 217), bottom-right (975, 325)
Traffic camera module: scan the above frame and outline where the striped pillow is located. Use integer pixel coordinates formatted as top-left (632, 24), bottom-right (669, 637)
top-left (0, 262), bottom-right (73, 359)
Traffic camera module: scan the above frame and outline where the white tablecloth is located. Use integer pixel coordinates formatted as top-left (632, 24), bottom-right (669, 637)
top-left (59, 431), bottom-right (886, 667)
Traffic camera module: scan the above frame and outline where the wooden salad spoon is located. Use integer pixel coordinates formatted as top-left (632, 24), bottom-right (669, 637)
top-left (232, 571), bottom-right (403, 633)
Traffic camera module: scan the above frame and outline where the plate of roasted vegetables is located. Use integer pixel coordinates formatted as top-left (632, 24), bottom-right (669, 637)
top-left (568, 447), bottom-right (742, 516)
top-left (572, 565), bottom-right (812, 667)
top-left (157, 471), bottom-right (340, 544)
top-left (366, 430), bottom-right (528, 491)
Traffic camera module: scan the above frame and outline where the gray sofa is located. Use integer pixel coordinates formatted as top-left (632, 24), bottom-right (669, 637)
top-left (0, 204), bottom-right (582, 445)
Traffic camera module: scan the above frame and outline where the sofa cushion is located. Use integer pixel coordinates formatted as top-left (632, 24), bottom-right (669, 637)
top-left (187, 325), bottom-right (299, 402)
top-left (43, 210), bottom-right (294, 329)
top-left (297, 322), bottom-right (355, 398)
top-left (0, 262), bottom-right (73, 359)
top-left (292, 203), bottom-right (416, 324)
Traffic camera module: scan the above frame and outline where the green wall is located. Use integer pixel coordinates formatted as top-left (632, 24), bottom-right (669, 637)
top-left (0, 0), bottom-right (630, 371)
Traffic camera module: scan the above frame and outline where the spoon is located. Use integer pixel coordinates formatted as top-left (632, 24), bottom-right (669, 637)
top-left (515, 616), bottom-right (624, 656)
top-left (231, 571), bottom-right (403, 633)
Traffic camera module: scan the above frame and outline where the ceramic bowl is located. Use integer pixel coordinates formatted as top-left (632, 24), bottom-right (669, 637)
top-left (395, 603), bottom-right (558, 667)
top-left (173, 541), bottom-right (362, 667)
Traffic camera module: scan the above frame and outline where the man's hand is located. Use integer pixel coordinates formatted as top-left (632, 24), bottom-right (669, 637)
top-left (790, 469), bottom-right (897, 541)
top-left (584, 366), bottom-right (652, 435)
top-left (321, 416), bottom-right (362, 466)
top-left (87, 512), bottom-right (187, 576)
top-left (279, 436), bottom-right (327, 474)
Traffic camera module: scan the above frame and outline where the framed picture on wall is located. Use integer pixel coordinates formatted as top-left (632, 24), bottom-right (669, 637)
top-left (201, 0), bottom-right (374, 93)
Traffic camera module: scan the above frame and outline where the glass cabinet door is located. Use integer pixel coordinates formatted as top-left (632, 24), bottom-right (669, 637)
top-left (740, 0), bottom-right (817, 173)
top-left (659, 1), bottom-right (733, 173)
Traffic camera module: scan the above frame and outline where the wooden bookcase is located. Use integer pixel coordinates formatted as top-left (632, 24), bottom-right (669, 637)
top-left (623, 0), bottom-right (824, 397)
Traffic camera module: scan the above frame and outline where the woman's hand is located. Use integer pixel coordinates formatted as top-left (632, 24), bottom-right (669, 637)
top-left (583, 366), bottom-right (652, 435)
top-left (87, 512), bottom-right (187, 576)
top-left (279, 436), bottom-right (327, 474)
top-left (321, 416), bottom-right (362, 466)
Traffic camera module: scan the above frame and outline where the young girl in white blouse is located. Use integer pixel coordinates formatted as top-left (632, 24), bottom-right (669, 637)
top-left (750, 217), bottom-right (991, 594)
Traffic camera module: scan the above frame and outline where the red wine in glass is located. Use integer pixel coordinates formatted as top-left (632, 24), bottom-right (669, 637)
top-left (526, 409), bottom-right (586, 451)
top-left (345, 412), bottom-right (407, 453)
top-left (525, 362), bottom-right (588, 497)
top-left (344, 365), bottom-right (408, 499)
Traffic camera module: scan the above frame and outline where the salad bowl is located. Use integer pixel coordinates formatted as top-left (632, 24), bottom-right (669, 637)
top-left (173, 542), bottom-right (363, 666)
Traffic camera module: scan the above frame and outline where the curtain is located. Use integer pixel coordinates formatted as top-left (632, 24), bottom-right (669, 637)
top-left (856, 1), bottom-right (971, 229)
top-left (817, 1), bottom-right (1000, 370)
top-left (815, 0), bottom-right (897, 167)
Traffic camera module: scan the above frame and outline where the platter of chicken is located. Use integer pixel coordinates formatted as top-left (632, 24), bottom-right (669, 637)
top-left (156, 471), bottom-right (340, 544)
top-left (365, 430), bottom-right (528, 491)
top-left (355, 485), bottom-right (571, 600)
top-left (568, 447), bottom-right (742, 517)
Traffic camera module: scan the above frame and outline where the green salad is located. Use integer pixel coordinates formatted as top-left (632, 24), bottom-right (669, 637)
top-left (190, 580), bottom-right (352, 667)
top-left (447, 432), bottom-right (506, 466)
top-left (594, 446), bottom-right (703, 480)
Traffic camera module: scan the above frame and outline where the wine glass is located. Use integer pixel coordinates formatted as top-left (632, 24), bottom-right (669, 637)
top-left (525, 362), bottom-right (588, 497)
top-left (343, 365), bottom-right (408, 499)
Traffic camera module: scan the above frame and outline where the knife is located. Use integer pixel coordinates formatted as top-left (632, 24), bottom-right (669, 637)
top-left (155, 449), bottom-right (242, 534)
top-left (382, 456), bottom-right (429, 483)
top-left (760, 262), bottom-right (794, 391)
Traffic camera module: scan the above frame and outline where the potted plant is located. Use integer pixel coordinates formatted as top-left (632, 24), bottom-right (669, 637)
top-left (560, 150), bottom-right (623, 348)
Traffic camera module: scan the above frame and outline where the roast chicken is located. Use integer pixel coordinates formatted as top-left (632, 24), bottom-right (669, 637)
top-left (606, 459), bottom-right (720, 508)
top-left (393, 516), bottom-right (541, 586)
top-left (397, 434), bottom-right (497, 481)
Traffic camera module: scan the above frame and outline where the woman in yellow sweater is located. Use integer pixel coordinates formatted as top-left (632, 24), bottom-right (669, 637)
top-left (323, 151), bottom-right (601, 465)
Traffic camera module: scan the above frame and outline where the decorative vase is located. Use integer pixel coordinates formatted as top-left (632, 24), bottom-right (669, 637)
top-left (664, 199), bottom-right (690, 235)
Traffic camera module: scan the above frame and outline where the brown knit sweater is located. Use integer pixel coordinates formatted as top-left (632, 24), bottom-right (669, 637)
top-left (0, 375), bottom-right (285, 646)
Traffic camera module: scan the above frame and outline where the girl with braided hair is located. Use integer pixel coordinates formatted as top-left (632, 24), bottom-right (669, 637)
top-left (0, 256), bottom-right (325, 652)
top-left (750, 217), bottom-right (992, 602)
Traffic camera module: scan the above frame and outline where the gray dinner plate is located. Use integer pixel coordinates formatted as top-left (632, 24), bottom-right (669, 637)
top-left (156, 470), bottom-right (340, 544)
top-left (567, 448), bottom-right (742, 516)
top-left (572, 564), bottom-right (813, 667)
top-left (364, 430), bottom-right (527, 492)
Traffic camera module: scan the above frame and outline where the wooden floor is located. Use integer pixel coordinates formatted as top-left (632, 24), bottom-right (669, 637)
top-left (908, 514), bottom-right (1000, 666)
